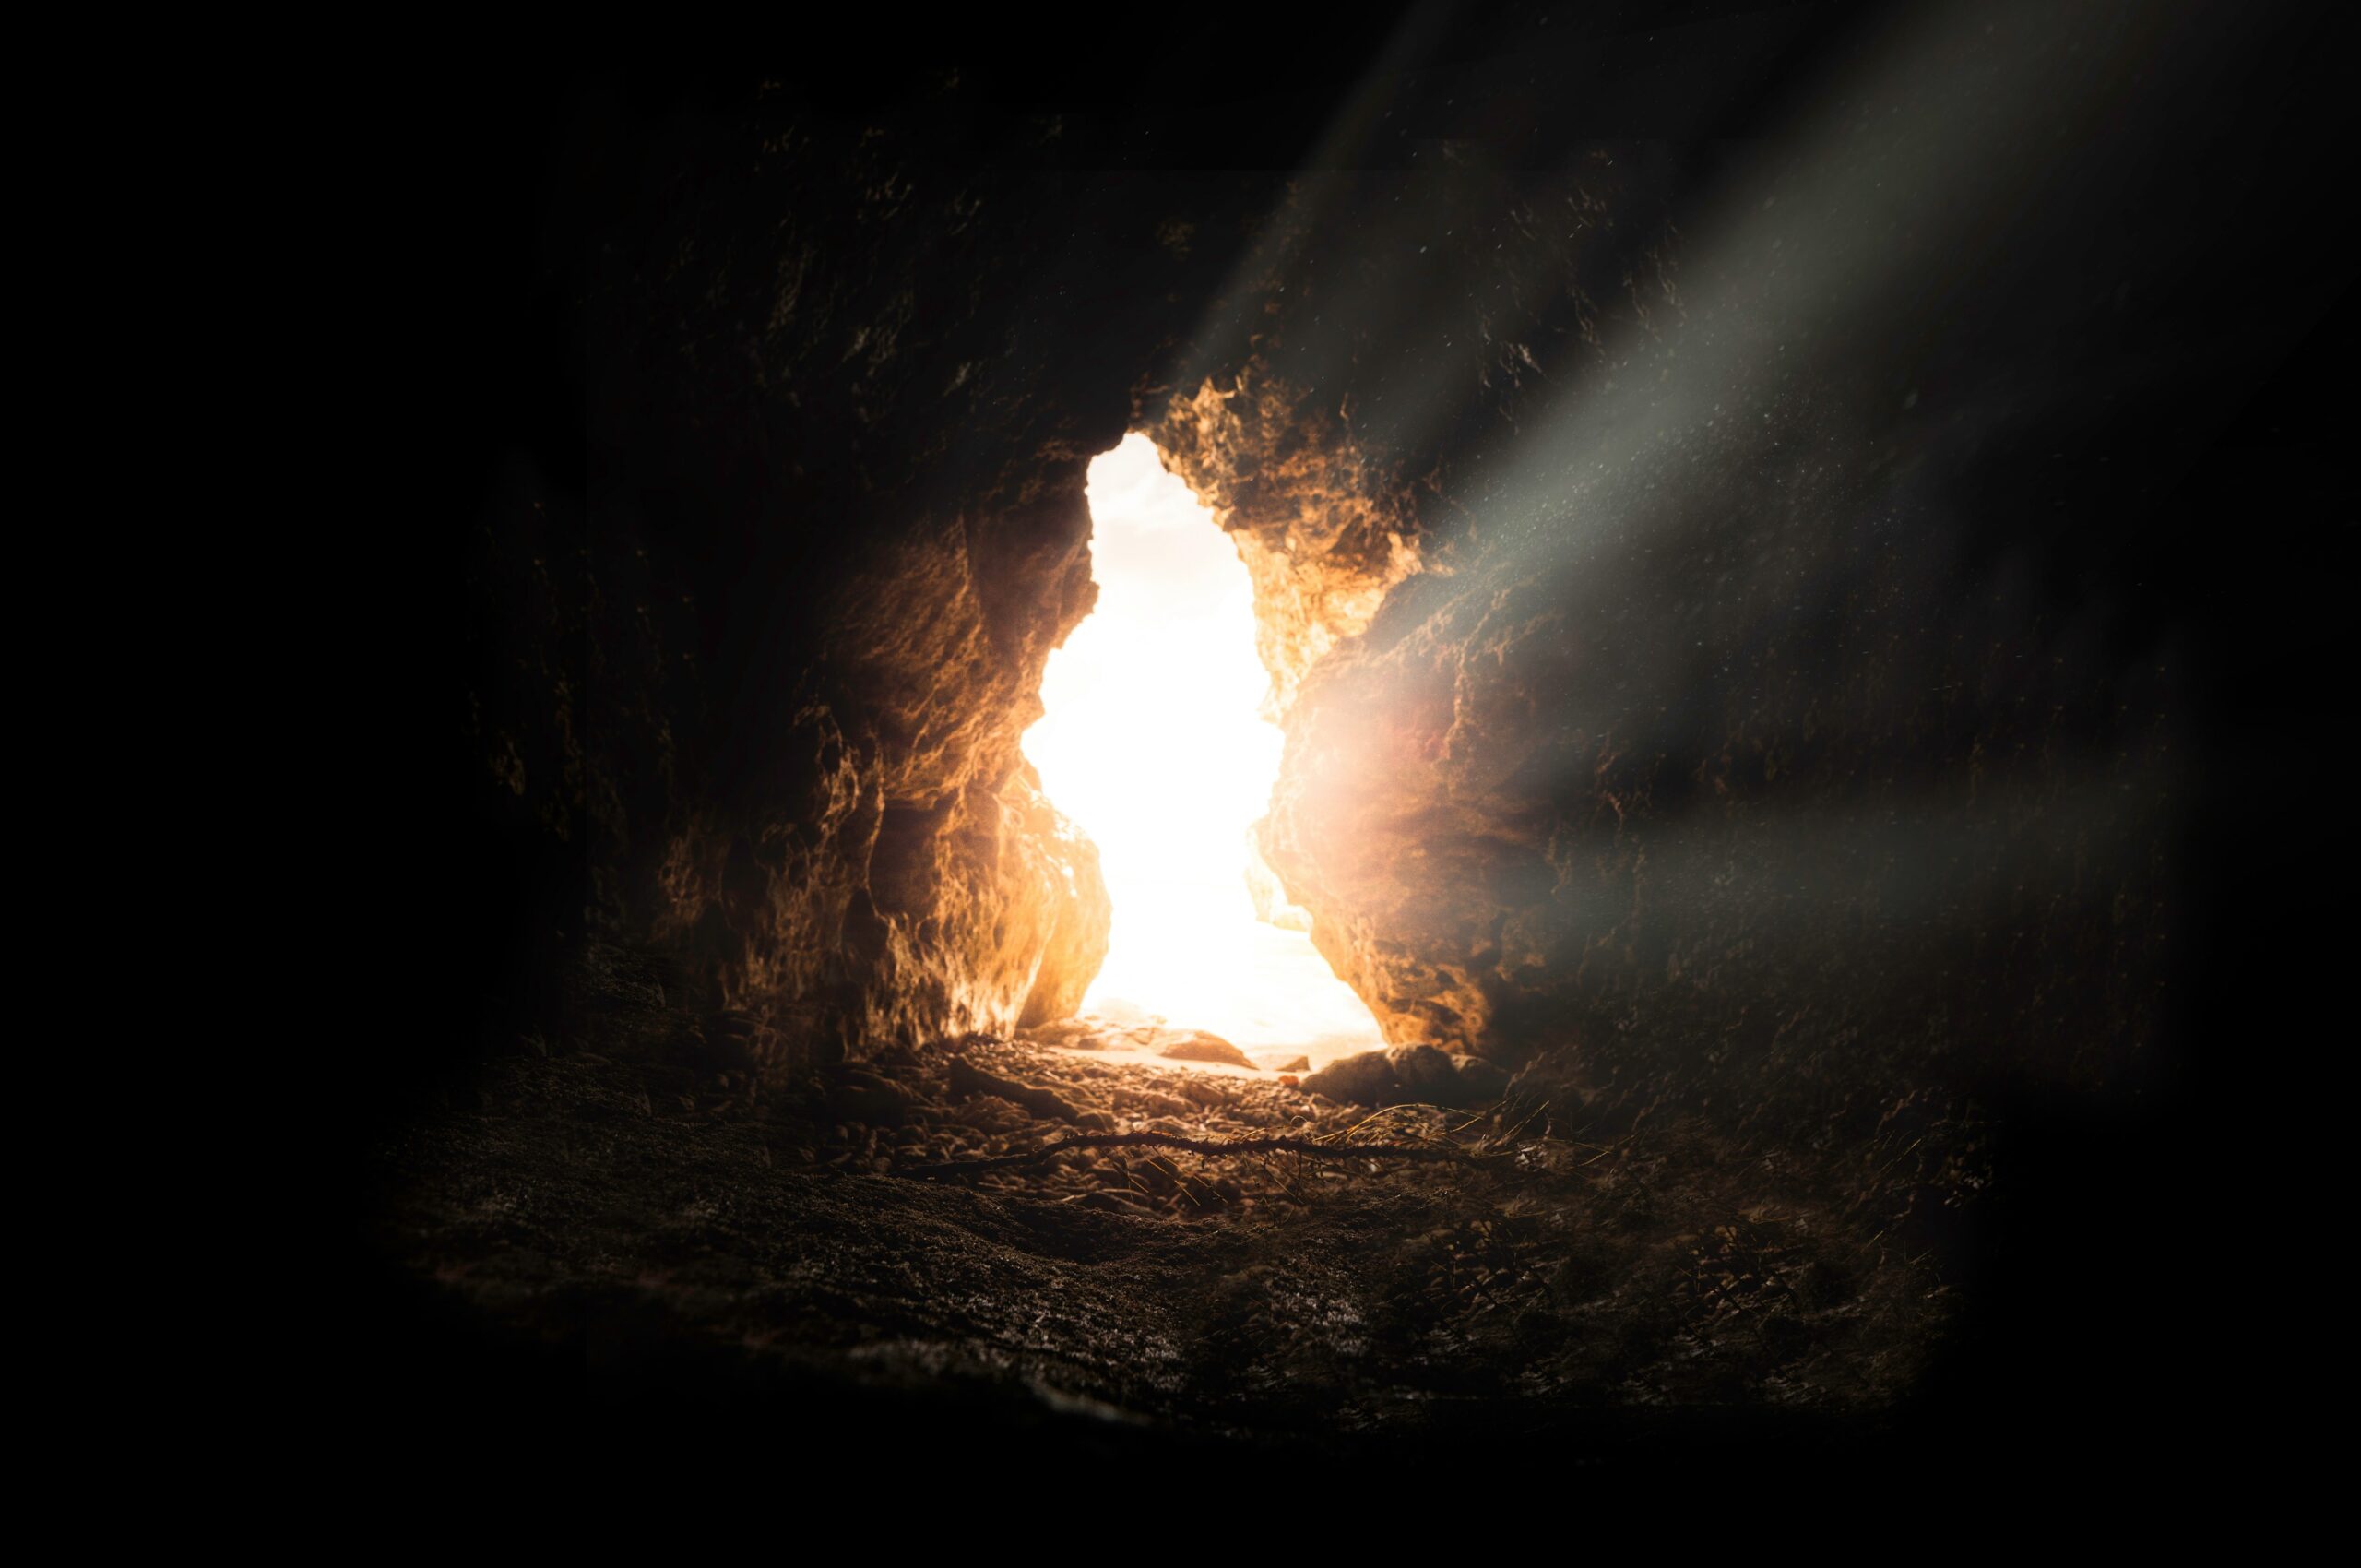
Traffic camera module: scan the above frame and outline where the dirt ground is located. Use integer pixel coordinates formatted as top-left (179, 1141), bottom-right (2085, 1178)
top-left (354, 949), bottom-right (1969, 1470)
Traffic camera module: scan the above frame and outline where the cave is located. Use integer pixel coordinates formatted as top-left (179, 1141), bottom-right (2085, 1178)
top-left (1020, 432), bottom-right (1386, 1069)
top-left (373, 2), bottom-right (2329, 1500)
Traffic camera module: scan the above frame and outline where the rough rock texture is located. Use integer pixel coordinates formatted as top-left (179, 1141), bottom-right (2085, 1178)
top-left (1153, 370), bottom-right (1423, 719)
top-left (465, 6), bottom-right (2284, 1220)
top-left (1125, 12), bottom-right (2210, 1191)
top-left (1300, 1043), bottom-right (1508, 1111)
top-left (405, 11), bottom-right (2344, 1477)
top-left (1134, 147), bottom-right (1693, 1055)
top-left (466, 84), bottom-right (1281, 1066)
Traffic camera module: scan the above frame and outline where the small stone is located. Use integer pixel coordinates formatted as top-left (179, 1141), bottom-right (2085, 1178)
top-left (1156, 1030), bottom-right (1255, 1067)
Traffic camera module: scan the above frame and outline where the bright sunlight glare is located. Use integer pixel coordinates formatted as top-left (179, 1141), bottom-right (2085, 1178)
top-left (1022, 434), bottom-right (1385, 1063)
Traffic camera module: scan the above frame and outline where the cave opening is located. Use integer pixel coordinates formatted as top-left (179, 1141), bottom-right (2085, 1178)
top-left (1021, 434), bottom-right (1384, 1068)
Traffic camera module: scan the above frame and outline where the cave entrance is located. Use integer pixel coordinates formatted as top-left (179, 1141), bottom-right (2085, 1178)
top-left (1022, 434), bottom-right (1384, 1068)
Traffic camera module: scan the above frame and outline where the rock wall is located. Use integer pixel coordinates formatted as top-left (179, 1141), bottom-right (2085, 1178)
top-left (1153, 371), bottom-right (1423, 720)
top-left (465, 7), bottom-right (2288, 1161)
top-left (1135, 4), bottom-right (2223, 1159)
top-left (1141, 148), bottom-right (1689, 1060)
top-left (465, 77), bottom-right (1277, 1068)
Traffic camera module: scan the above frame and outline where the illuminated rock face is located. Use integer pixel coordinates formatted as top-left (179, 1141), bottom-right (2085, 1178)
top-left (599, 445), bottom-right (1126, 1066)
top-left (477, 70), bottom-right (2177, 1146)
top-left (1144, 140), bottom-right (2179, 1134)
top-left (1152, 373), bottom-right (1422, 720)
top-left (467, 87), bottom-right (1264, 1072)
top-left (1154, 378), bottom-right (1539, 1062)
top-left (1254, 554), bottom-right (1600, 1066)
top-left (1148, 372), bottom-right (1504, 1056)
top-left (1149, 367), bottom-right (1575, 1062)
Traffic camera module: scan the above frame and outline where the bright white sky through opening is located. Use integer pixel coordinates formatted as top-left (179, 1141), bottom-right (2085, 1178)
top-left (1022, 434), bottom-right (1385, 1059)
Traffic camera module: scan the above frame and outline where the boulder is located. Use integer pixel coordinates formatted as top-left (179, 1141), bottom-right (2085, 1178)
top-left (1451, 1054), bottom-right (1513, 1103)
top-left (1296, 1045), bottom-right (1503, 1109)
top-left (1387, 1044), bottom-right (1461, 1103)
top-left (1299, 1050), bottom-right (1402, 1106)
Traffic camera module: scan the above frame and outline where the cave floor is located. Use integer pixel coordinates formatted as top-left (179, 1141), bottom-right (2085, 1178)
top-left (364, 963), bottom-right (1951, 1464)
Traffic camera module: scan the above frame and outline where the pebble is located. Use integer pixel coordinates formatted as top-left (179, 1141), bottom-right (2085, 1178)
top-left (1156, 1030), bottom-right (1258, 1068)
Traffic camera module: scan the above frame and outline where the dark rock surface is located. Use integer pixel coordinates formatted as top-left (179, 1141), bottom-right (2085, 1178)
top-left (1303, 1043), bottom-right (1517, 1110)
top-left (1131, 6), bottom-right (2278, 1181)
top-left (462, 18), bottom-right (2236, 1140)
top-left (1452, 1054), bottom-right (1513, 1103)
top-left (466, 82), bottom-right (1278, 1068)
top-left (1300, 1050), bottom-right (1402, 1107)
top-left (415, 6), bottom-right (2332, 1469)
top-left (1387, 1043), bottom-right (1463, 1103)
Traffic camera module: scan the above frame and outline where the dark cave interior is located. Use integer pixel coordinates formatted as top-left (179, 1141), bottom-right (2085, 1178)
top-left (366, 0), bottom-right (2343, 1493)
